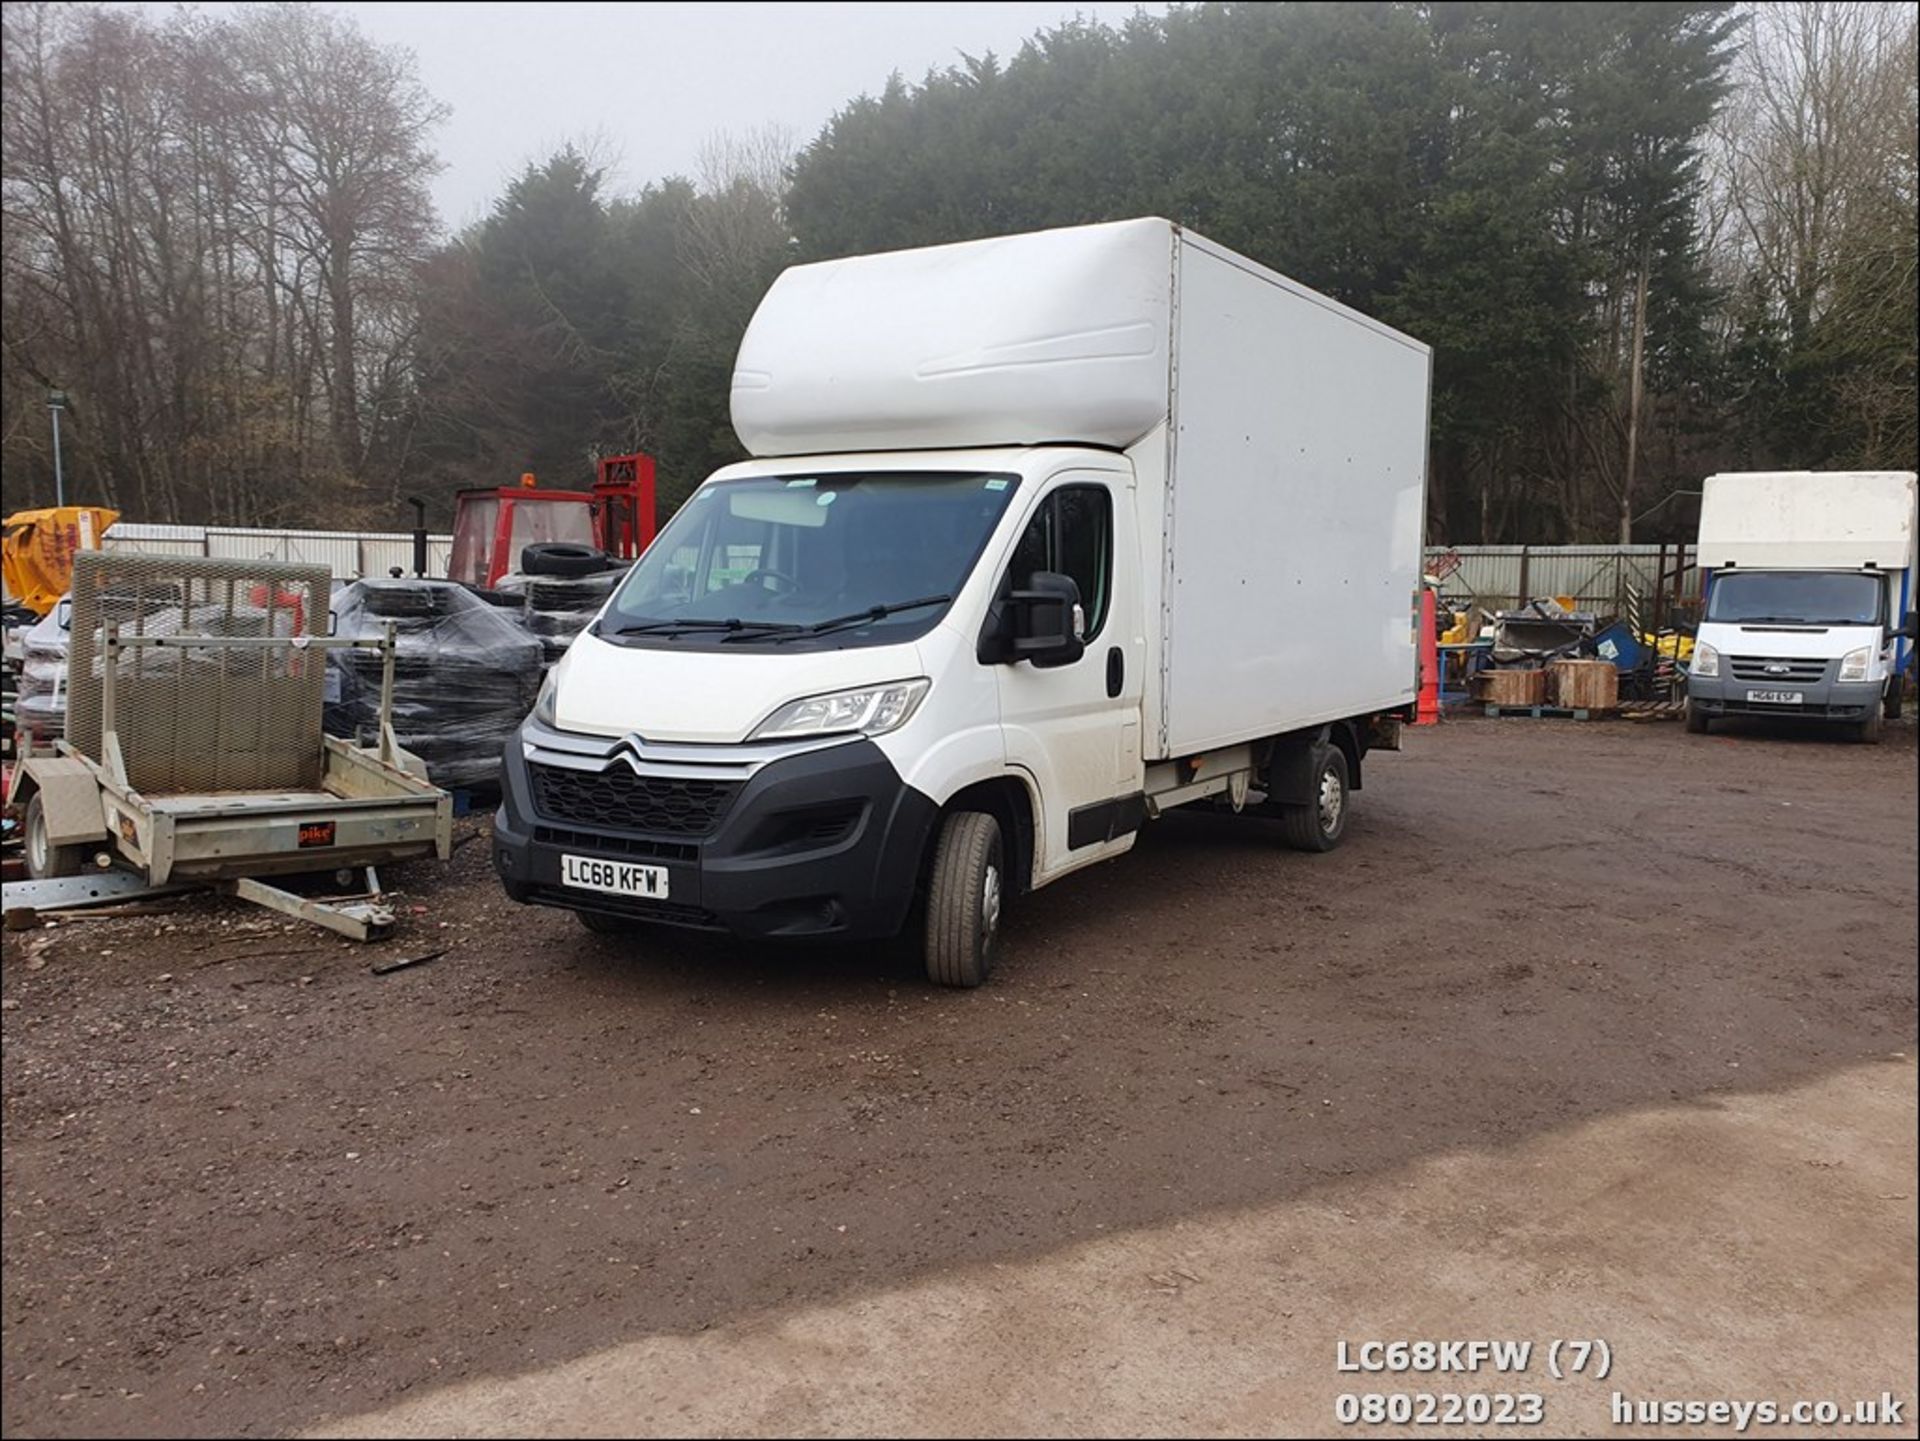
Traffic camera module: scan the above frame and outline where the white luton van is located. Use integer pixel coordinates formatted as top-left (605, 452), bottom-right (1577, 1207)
top-left (1687, 470), bottom-right (1917, 743)
top-left (493, 218), bottom-right (1431, 985)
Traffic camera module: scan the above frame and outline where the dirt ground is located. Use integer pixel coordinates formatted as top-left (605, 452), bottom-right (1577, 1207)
top-left (3, 715), bottom-right (1916, 1438)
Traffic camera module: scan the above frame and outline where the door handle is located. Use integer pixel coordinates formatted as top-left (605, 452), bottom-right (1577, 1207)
top-left (1106, 645), bottom-right (1124, 698)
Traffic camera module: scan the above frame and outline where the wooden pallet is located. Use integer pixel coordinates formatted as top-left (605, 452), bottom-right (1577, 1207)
top-left (1483, 704), bottom-right (1608, 720)
top-left (1617, 700), bottom-right (1686, 720)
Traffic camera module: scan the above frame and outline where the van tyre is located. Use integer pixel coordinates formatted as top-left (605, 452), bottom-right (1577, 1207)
top-left (1685, 702), bottom-right (1710, 734)
top-left (1854, 706), bottom-right (1883, 745)
top-left (576, 909), bottom-right (627, 935)
top-left (925, 809), bottom-right (1004, 988)
top-left (1279, 744), bottom-right (1350, 852)
top-left (24, 794), bottom-right (86, 880)
top-left (1884, 681), bottom-right (1902, 721)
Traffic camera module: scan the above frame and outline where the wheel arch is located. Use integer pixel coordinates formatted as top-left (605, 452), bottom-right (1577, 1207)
top-left (1265, 721), bottom-right (1365, 803)
top-left (932, 774), bottom-right (1037, 897)
top-left (11, 757), bottom-right (110, 845)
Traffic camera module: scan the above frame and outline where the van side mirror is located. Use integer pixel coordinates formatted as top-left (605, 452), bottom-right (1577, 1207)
top-left (1009, 571), bottom-right (1085, 667)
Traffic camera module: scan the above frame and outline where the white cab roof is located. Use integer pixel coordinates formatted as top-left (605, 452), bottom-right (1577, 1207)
top-left (731, 218), bottom-right (1176, 457)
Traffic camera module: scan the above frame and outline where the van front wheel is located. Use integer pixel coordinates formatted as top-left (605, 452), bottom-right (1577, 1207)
top-left (925, 810), bottom-right (1004, 988)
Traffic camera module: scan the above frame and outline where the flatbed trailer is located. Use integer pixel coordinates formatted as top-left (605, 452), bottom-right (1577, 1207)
top-left (7, 553), bottom-right (451, 938)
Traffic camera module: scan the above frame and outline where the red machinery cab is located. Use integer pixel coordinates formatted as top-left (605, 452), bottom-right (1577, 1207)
top-left (447, 454), bottom-right (657, 589)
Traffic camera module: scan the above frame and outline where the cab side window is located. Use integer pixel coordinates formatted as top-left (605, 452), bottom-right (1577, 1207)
top-left (1009, 484), bottom-right (1113, 642)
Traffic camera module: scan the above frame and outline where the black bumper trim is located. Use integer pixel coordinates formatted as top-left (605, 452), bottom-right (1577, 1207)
top-left (1067, 792), bottom-right (1146, 850)
top-left (494, 734), bottom-right (939, 941)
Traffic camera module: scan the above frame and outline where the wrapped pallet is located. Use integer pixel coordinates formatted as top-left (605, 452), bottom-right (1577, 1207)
top-left (325, 578), bottom-right (542, 791)
top-left (518, 570), bottom-right (625, 666)
top-left (14, 609), bottom-right (69, 743)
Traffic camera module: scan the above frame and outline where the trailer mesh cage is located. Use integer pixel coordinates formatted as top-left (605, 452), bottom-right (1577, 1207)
top-left (66, 552), bottom-right (332, 793)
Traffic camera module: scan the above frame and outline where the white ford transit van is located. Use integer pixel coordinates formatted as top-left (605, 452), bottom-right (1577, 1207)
top-left (1687, 470), bottom-right (1917, 743)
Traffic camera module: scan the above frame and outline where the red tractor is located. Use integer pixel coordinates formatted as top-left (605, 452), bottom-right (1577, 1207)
top-left (443, 453), bottom-right (657, 589)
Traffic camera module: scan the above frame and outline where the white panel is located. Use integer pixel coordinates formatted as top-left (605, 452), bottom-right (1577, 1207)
top-left (361, 538), bottom-right (454, 579)
top-left (732, 218), bottom-right (1175, 456)
top-left (102, 534), bottom-right (204, 558)
top-left (1698, 471), bottom-right (1916, 570)
top-left (1161, 238), bottom-right (1429, 756)
top-left (209, 528), bottom-right (362, 578)
top-left (104, 525), bottom-right (454, 580)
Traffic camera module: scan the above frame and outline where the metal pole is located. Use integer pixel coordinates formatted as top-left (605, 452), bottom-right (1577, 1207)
top-left (378, 620), bottom-right (397, 765)
top-left (49, 395), bottom-right (66, 507)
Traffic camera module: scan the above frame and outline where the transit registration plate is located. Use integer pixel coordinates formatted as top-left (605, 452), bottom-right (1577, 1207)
top-left (1745, 689), bottom-right (1802, 704)
top-left (561, 854), bottom-right (669, 900)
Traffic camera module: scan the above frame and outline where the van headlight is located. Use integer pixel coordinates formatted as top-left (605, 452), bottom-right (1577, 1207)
top-left (1692, 641), bottom-right (1720, 678)
top-left (750, 679), bottom-right (930, 740)
top-left (532, 672), bottom-right (558, 727)
top-left (1838, 646), bottom-right (1871, 682)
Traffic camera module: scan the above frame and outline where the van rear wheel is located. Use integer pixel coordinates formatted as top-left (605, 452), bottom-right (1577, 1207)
top-left (1278, 744), bottom-right (1350, 852)
top-left (924, 810), bottom-right (1004, 988)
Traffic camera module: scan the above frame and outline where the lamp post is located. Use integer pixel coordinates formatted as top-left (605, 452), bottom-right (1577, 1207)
top-left (48, 388), bottom-right (68, 507)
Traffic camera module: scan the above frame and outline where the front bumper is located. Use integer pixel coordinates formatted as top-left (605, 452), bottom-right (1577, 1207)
top-left (492, 728), bottom-right (938, 941)
top-left (1688, 669), bottom-right (1882, 721)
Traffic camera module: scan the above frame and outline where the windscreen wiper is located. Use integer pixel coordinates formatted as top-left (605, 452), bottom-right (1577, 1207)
top-left (772, 595), bottom-right (953, 642)
top-left (604, 617), bottom-right (804, 638)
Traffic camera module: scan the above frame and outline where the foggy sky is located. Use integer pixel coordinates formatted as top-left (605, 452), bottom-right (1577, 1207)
top-left (160, 1), bottom-right (1166, 230)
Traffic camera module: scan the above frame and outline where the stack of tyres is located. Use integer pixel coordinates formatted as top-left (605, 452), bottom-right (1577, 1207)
top-left (522, 571), bottom-right (624, 666)
top-left (325, 578), bottom-right (542, 792)
top-left (14, 609), bottom-right (71, 744)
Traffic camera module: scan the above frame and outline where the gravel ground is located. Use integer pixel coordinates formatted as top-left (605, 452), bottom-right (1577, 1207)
top-left (2, 714), bottom-right (1915, 1438)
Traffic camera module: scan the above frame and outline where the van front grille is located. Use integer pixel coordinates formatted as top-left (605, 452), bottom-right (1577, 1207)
top-left (1728, 656), bottom-right (1829, 684)
top-left (529, 764), bottom-right (741, 837)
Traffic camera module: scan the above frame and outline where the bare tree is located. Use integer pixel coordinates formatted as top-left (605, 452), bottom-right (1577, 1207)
top-left (1717, 0), bottom-right (1915, 343)
top-left (1, 1), bottom-right (443, 522)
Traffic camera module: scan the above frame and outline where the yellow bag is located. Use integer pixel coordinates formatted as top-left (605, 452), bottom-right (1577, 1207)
top-left (1, 506), bottom-right (118, 616)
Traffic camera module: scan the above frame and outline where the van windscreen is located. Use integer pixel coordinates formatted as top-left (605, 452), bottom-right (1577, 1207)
top-left (602, 472), bottom-right (1020, 649)
top-left (1705, 570), bottom-right (1883, 626)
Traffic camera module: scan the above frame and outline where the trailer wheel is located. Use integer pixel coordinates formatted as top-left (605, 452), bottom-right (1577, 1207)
top-left (1685, 702), bottom-right (1711, 734)
top-left (1278, 744), bottom-right (1350, 853)
top-left (924, 809), bottom-right (1004, 988)
top-left (575, 909), bottom-right (627, 936)
top-left (24, 794), bottom-right (86, 880)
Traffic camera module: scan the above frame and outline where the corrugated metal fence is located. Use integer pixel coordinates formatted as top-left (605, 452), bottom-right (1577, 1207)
top-left (105, 523), bottom-right (454, 582)
top-left (1427, 545), bottom-right (1701, 614)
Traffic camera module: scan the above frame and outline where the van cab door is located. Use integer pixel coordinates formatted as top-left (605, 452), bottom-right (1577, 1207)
top-left (994, 470), bottom-right (1144, 881)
